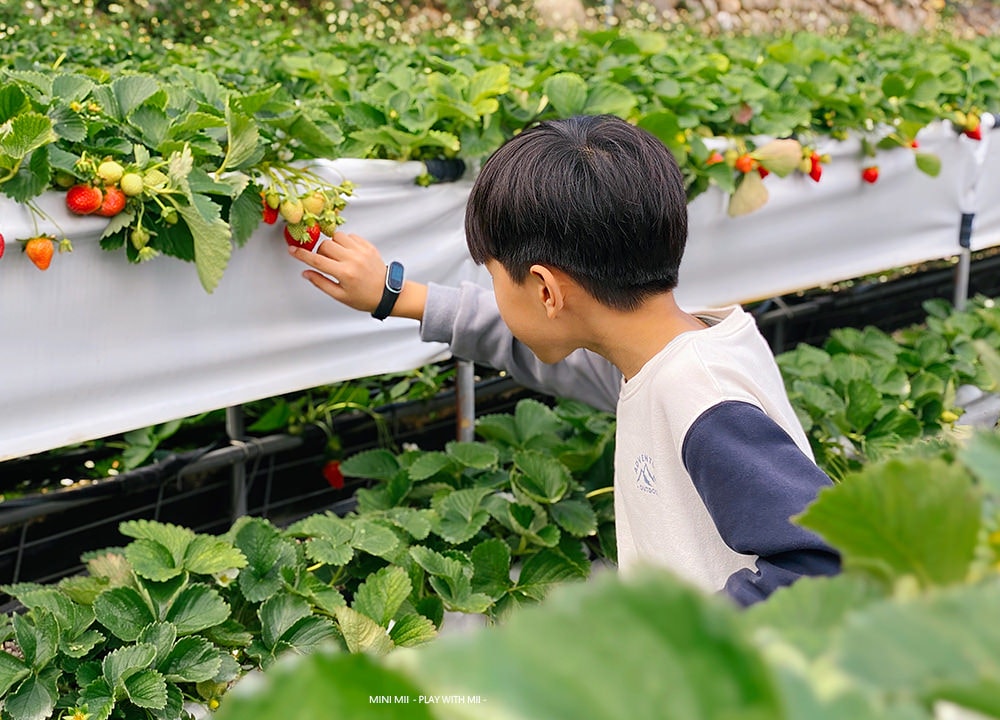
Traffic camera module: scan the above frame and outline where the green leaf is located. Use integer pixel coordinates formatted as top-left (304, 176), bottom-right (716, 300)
top-left (512, 450), bottom-right (570, 504)
top-left (352, 566), bottom-right (411, 627)
top-left (351, 519), bottom-right (400, 558)
top-left (400, 570), bottom-right (782, 720)
top-left (0, 112), bottom-right (55, 160)
top-left (3, 671), bottom-right (58, 720)
top-left (914, 152), bottom-right (941, 177)
top-left (121, 520), bottom-right (193, 562)
top-left (514, 549), bottom-right (587, 602)
top-left (514, 399), bottom-right (564, 442)
top-left (0, 146), bottom-right (50, 202)
top-left (0, 651), bottom-right (30, 696)
top-left (742, 574), bottom-right (885, 658)
top-left (78, 678), bottom-right (115, 720)
top-left (164, 584), bottom-right (231, 635)
top-left (0, 83), bottom-right (30, 124)
top-left (543, 72), bottom-right (588, 116)
top-left (259, 593), bottom-right (311, 650)
top-left (407, 451), bottom-right (454, 481)
top-left (844, 379), bottom-right (883, 430)
top-left (213, 651), bottom-right (435, 720)
top-left (305, 536), bottom-right (355, 567)
top-left (94, 587), bottom-right (155, 642)
top-left (430, 487), bottom-right (492, 544)
top-left (959, 430), bottom-right (1000, 496)
top-left (103, 643), bottom-right (157, 688)
top-left (445, 441), bottom-right (499, 469)
top-left (124, 669), bottom-right (168, 710)
top-left (11, 611), bottom-right (58, 670)
top-left (183, 535), bottom-right (247, 576)
top-left (125, 538), bottom-right (183, 582)
top-left (835, 580), bottom-right (1000, 709)
top-left (549, 498), bottom-right (598, 537)
top-left (384, 508), bottom-right (432, 540)
top-left (112, 74), bottom-right (160, 118)
top-left (583, 81), bottom-right (638, 117)
top-left (233, 518), bottom-right (299, 602)
top-left (229, 182), bottom-right (262, 247)
top-left (138, 622), bottom-right (177, 667)
top-left (387, 613), bottom-right (437, 648)
top-left (334, 606), bottom-right (395, 656)
top-left (281, 616), bottom-right (338, 655)
top-left (219, 101), bottom-right (261, 172)
top-left (159, 636), bottom-right (222, 683)
top-left (474, 413), bottom-right (519, 446)
top-left (340, 449), bottom-right (401, 481)
top-left (176, 195), bottom-right (232, 293)
top-left (470, 538), bottom-right (512, 598)
top-left (796, 457), bottom-right (981, 587)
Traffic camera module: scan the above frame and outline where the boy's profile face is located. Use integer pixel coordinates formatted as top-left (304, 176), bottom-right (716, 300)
top-left (486, 259), bottom-right (574, 365)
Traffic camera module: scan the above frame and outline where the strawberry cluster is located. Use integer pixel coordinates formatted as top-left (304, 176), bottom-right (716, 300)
top-left (260, 182), bottom-right (353, 252)
top-left (63, 158), bottom-right (137, 219)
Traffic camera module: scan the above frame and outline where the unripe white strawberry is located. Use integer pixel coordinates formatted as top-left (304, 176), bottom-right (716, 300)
top-left (279, 198), bottom-right (304, 224)
top-left (302, 191), bottom-right (326, 216)
top-left (120, 173), bottom-right (145, 197)
top-left (97, 160), bottom-right (125, 184)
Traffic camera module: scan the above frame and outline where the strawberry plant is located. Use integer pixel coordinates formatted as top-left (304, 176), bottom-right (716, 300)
top-left (778, 295), bottom-right (1000, 479)
top-left (210, 427), bottom-right (1000, 720)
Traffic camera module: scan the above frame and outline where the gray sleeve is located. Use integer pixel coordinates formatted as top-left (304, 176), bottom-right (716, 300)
top-left (420, 282), bottom-right (621, 413)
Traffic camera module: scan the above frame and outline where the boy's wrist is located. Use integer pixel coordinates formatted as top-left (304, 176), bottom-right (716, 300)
top-left (392, 281), bottom-right (427, 321)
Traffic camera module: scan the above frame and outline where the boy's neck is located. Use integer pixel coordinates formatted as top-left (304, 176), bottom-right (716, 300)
top-left (584, 292), bottom-right (708, 381)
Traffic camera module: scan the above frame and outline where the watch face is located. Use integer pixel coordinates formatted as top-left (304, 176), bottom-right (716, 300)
top-left (386, 261), bottom-right (405, 292)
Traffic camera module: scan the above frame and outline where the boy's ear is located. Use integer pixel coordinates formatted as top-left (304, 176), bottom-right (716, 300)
top-left (529, 264), bottom-right (568, 319)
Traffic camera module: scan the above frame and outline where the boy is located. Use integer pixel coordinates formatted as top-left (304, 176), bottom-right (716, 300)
top-left (288, 114), bottom-right (840, 606)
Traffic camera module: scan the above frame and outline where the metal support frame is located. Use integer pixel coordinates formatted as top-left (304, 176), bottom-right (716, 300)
top-left (954, 212), bottom-right (975, 311)
top-left (226, 405), bottom-right (248, 521)
top-left (455, 360), bottom-right (477, 442)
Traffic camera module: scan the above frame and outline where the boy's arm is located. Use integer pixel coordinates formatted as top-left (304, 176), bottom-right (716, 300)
top-left (289, 233), bottom-right (622, 413)
top-left (421, 282), bottom-right (621, 414)
top-left (681, 400), bottom-right (841, 607)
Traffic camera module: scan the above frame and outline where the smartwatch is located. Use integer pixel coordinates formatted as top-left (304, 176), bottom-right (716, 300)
top-left (372, 261), bottom-right (405, 320)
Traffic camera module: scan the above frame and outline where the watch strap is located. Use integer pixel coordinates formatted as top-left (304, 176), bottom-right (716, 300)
top-left (372, 262), bottom-right (404, 320)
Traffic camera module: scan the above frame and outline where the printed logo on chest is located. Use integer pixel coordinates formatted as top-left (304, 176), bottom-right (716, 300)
top-left (633, 453), bottom-right (658, 495)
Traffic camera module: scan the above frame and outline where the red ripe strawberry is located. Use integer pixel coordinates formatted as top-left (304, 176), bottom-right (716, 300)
top-left (283, 224), bottom-right (320, 252)
top-left (262, 204), bottom-right (279, 224)
top-left (757, 166), bottom-right (770, 179)
top-left (66, 184), bottom-right (103, 215)
top-left (964, 126), bottom-right (982, 141)
top-left (909, 139), bottom-right (920, 149)
top-left (322, 460), bottom-right (345, 489)
top-left (0, 233), bottom-right (5, 260)
top-left (808, 153), bottom-right (823, 183)
top-left (24, 236), bottom-right (55, 270)
top-left (861, 166), bottom-right (879, 184)
top-left (96, 186), bottom-right (126, 217)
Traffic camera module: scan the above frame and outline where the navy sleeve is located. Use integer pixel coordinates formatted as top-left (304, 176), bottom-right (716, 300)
top-left (681, 400), bottom-right (841, 606)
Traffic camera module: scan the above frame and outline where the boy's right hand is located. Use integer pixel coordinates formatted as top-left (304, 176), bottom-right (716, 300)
top-left (288, 231), bottom-right (426, 321)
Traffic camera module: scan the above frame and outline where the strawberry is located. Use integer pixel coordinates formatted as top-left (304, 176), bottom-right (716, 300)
top-left (757, 166), bottom-right (770, 179)
top-left (283, 224), bottom-right (320, 252)
top-left (734, 154), bottom-right (754, 174)
top-left (120, 173), bottom-right (145, 197)
top-left (66, 184), bottom-right (103, 215)
top-left (861, 166), bottom-right (879, 184)
top-left (262, 203), bottom-right (279, 225)
top-left (705, 151), bottom-right (724, 166)
top-left (24, 236), bottom-right (55, 270)
top-left (96, 160), bottom-right (124, 184)
top-left (322, 460), bottom-right (345, 489)
top-left (96, 186), bottom-right (127, 217)
top-left (279, 198), bottom-right (304, 224)
top-left (0, 233), bottom-right (4, 260)
top-left (964, 126), bottom-right (982, 141)
top-left (302, 191), bottom-right (326, 216)
top-left (808, 152), bottom-right (823, 183)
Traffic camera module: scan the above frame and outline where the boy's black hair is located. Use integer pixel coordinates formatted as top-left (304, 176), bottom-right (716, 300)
top-left (465, 114), bottom-right (688, 311)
